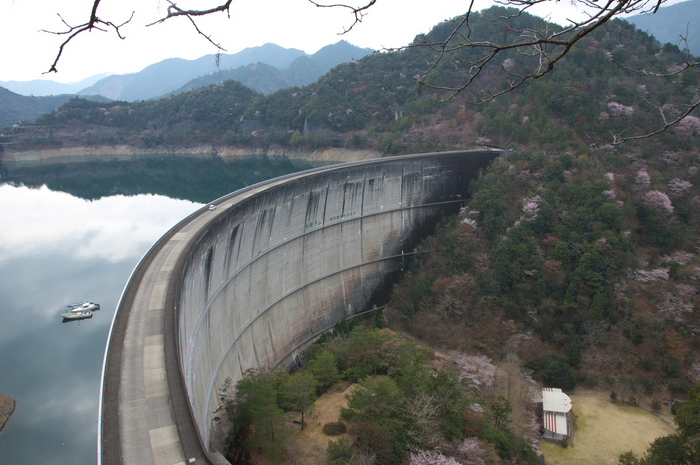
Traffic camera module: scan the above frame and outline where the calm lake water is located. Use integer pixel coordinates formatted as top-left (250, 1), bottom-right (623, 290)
top-left (0, 155), bottom-right (313, 465)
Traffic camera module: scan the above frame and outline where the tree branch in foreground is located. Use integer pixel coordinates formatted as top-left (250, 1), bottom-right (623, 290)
top-left (42, 0), bottom-right (134, 74)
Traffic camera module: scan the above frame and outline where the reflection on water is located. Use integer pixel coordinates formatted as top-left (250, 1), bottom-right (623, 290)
top-left (1, 154), bottom-right (316, 202)
top-left (0, 155), bottom-right (312, 465)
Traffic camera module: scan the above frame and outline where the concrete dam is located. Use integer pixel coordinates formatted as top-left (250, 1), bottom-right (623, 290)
top-left (100, 150), bottom-right (497, 465)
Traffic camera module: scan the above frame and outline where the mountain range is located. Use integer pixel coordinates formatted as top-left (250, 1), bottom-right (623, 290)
top-left (0, 74), bottom-right (111, 97)
top-left (626, 0), bottom-right (700, 54)
top-left (0, 41), bottom-right (372, 128)
top-left (1, 1), bottom-right (697, 130)
top-left (4, 41), bottom-right (372, 102)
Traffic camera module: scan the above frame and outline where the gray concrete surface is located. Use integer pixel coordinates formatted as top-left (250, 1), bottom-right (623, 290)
top-left (99, 150), bottom-right (497, 465)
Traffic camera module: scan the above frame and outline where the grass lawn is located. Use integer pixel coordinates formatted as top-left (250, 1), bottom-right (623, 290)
top-left (540, 394), bottom-right (676, 465)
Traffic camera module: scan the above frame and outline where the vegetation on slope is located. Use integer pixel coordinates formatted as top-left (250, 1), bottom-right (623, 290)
top-left (391, 143), bottom-right (699, 397)
top-left (12, 7), bottom-right (698, 155)
top-left (217, 319), bottom-right (541, 465)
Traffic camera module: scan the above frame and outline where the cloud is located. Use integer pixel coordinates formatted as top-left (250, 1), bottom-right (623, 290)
top-left (0, 184), bottom-right (200, 263)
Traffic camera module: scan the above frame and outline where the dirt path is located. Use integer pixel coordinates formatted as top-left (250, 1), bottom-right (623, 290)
top-left (540, 394), bottom-right (676, 465)
top-left (281, 382), bottom-right (358, 465)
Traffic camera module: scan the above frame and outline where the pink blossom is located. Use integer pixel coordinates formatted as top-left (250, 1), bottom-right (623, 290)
top-left (604, 172), bottom-right (615, 182)
top-left (635, 169), bottom-right (651, 186)
top-left (657, 293), bottom-right (694, 322)
top-left (461, 217), bottom-right (478, 229)
top-left (643, 190), bottom-right (674, 214)
top-left (661, 251), bottom-right (694, 266)
top-left (668, 178), bottom-right (692, 196)
top-left (448, 353), bottom-right (494, 388)
top-left (502, 58), bottom-right (516, 70)
top-left (604, 189), bottom-right (616, 200)
top-left (687, 362), bottom-right (700, 384)
top-left (675, 115), bottom-right (700, 138)
top-left (607, 101), bottom-right (634, 117)
top-left (470, 403), bottom-right (485, 413)
top-left (690, 266), bottom-right (700, 281)
top-left (455, 438), bottom-right (487, 465)
top-left (522, 195), bottom-right (544, 218)
top-left (409, 450), bottom-right (461, 465)
top-left (599, 111), bottom-right (610, 121)
top-left (631, 268), bottom-right (670, 282)
top-left (523, 202), bottom-right (540, 217)
top-left (662, 151), bottom-right (682, 165)
top-left (524, 269), bottom-right (538, 276)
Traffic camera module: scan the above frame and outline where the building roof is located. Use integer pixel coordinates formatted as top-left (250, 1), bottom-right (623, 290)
top-left (542, 387), bottom-right (572, 413)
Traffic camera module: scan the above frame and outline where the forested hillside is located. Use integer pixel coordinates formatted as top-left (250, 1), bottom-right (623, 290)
top-left (15, 7), bottom-right (698, 157)
top-left (0, 86), bottom-right (74, 128)
top-left (392, 143), bottom-right (699, 392)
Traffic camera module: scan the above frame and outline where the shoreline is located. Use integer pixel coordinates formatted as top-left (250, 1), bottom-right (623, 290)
top-left (0, 144), bottom-right (383, 165)
top-left (0, 392), bottom-right (16, 433)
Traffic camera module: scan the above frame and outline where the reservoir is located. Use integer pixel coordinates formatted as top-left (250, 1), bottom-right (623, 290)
top-left (0, 155), bottom-right (313, 465)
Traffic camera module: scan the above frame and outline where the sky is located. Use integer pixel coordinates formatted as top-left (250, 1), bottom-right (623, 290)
top-left (0, 0), bottom-right (689, 83)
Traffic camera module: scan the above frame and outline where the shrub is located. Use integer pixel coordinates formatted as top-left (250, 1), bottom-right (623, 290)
top-left (323, 421), bottom-right (347, 436)
top-left (636, 354), bottom-right (657, 371)
top-left (327, 437), bottom-right (354, 465)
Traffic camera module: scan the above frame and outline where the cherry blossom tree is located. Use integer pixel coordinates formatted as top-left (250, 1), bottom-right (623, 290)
top-left (668, 178), bottom-right (693, 197)
top-left (635, 168), bottom-right (651, 188)
top-left (643, 190), bottom-right (674, 214)
top-left (630, 268), bottom-right (670, 283)
top-left (408, 450), bottom-right (460, 465)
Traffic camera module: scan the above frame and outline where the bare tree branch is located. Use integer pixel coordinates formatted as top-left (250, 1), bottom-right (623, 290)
top-left (144, 2), bottom-right (230, 50)
top-left (610, 98), bottom-right (700, 144)
top-left (146, 0), bottom-right (233, 50)
top-left (307, 1), bottom-right (377, 33)
top-left (42, 0), bottom-right (134, 74)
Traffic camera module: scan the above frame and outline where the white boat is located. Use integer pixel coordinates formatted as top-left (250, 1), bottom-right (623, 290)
top-left (67, 301), bottom-right (100, 312)
top-left (60, 310), bottom-right (93, 320)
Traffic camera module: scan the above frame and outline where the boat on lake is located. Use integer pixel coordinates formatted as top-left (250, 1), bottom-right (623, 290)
top-left (67, 300), bottom-right (90, 307)
top-left (67, 301), bottom-right (100, 312)
top-left (60, 310), bottom-right (93, 320)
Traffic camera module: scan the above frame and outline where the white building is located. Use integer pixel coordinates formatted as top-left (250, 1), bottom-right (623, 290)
top-left (541, 387), bottom-right (572, 441)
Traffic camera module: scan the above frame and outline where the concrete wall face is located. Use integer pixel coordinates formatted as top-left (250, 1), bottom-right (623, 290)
top-left (176, 151), bottom-right (495, 453)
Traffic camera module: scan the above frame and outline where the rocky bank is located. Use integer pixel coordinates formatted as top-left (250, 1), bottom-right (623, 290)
top-left (0, 392), bottom-right (16, 433)
top-left (1, 144), bottom-right (383, 166)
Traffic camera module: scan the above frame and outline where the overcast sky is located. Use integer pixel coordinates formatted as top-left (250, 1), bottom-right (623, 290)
top-left (0, 0), bottom-right (685, 83)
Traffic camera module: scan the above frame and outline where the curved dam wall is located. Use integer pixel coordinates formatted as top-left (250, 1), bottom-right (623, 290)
top-left (176, 150), bottom-right (496, 455)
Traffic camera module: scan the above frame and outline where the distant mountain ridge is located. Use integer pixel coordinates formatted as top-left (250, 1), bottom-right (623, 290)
top-left (0, 40), bottom-right (372, 128)
top-left (169, 40), bottom-right (373, 96)
top-left (0, 74), bottom-right (112, 97)
top-left (626, 0), bottom-right (700, 53)
top-left (79, 41), bottom-right (373, 101)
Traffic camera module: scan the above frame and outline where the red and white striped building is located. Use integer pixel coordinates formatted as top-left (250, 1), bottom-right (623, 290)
top-left (541, 387), bottom-right (572, 441)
